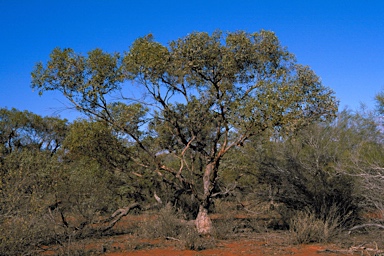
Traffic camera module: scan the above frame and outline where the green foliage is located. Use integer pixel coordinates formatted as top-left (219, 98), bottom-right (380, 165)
top-left (62, 119), bottom-right (156, 206)
top-left (0, 150), bottom-right (60, 255)
top-left (0, 110), bottom-right (126, 254)
top-left (31, 30), bottom-right (338, 234)
top-left (134, 32), bottom-right (335, 208)
top-left (0, 107), bottom-right (67, 154)
top-left (0, 147), bottom-right (121, 254)
top-left (31, 48), bottom-right (124, 113)
top-left (334, 109), bottom-right (384, 216)
top-left (124, 31), bottom-right (337, 140)
top-left (63, 119), bottom-right (130, 169)
top-left (375, 91), bottom-right (384, 115)
top-left (254, 123), bottom-right (359, 225)
top-left (233, 109), bottom-right (384, 232)
top-left (1, 29), bottom-right (383, 250)
top-left (31, 30), bottom-right (338, 171)
top-left (107, 102), bottom-right (148, 138)
top-left (58, 158), bottom-right (116, 219)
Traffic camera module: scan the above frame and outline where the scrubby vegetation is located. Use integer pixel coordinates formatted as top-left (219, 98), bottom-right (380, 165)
top-left (1, 106), bottom-right (384, 255)
top-left (1, 30), bottom-right (384, 254)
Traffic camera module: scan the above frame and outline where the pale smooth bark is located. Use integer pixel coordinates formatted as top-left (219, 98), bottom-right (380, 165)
top-left (195, 162), bottom-right (216, 234)
top-left (195, 205), bottom-right (213, 235)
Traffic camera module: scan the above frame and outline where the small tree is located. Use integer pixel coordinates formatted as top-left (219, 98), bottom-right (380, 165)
top-left (31, 30), bottom-right (337, 234)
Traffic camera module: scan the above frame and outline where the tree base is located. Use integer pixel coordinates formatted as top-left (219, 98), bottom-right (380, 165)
top-left (195, 206), bottom-right (213, 235)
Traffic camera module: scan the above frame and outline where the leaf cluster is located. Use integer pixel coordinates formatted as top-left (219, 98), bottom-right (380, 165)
top-left (0, 108), bottom-right (67, 156)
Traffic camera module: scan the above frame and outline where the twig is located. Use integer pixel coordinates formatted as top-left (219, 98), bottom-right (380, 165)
top-left (166, 236), bottom-right (181, 241)
top-left (348, 223), bottom-right (384, 234)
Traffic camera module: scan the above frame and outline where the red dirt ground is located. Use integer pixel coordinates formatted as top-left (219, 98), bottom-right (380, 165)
top-left (101, 234), bottom-right (347, 256)
top-left (39, 212), bottom-right (384, 256)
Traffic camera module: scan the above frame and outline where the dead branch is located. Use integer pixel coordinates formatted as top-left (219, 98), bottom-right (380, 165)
top-left (211, 183), bottom-right (237, 198)
top-left (319, 241), bottom-right (383, 255)
top-left (238, 203), bottom-right (264, 215)
top-left (102, 202), bottom-right (141, 232)
top-left (177, 136), bottom-right (196, 177)
top-left (166, 236), bottom-right (181, 241)
top-left (348, 223), bottom-right (384, 233)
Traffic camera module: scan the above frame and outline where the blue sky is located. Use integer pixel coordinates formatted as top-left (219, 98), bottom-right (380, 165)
top-left (1, 0), bottom-right (383, 120)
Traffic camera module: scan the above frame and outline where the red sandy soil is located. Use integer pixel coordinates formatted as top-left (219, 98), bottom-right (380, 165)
top-left (101, 234), bottom-right (348, 256)
top-left (39, 212), bottom-right (384, 256)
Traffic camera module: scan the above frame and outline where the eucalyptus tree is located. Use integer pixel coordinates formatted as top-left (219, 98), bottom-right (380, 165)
top-left (31, 30), bottom-right (337, 234)
top-left (0, 107), bottom-right (67, 155)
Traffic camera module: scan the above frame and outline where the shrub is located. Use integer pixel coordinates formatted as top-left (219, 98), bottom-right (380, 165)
top-left (289, 205), bottom-right (348, 244)
top-left (139, 205), bottom-right (182, 239)
top-left (249, 120), bottom-right (361, 230)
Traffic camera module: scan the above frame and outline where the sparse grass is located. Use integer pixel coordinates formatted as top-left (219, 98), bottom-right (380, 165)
top-left (138, 205), bottom-right (183, 239)
top-left (179, 226), bottom-right (216, 251)
top-left (212, 217), bottom-right (237, 239)
top-left (289, 208), bottom-right (345, 244)
top-left (137, 205), bottom-right (216, 250)
top-left (212, 199), bottom-right (269, 240)
top-left (2, 200), bottom-right (374, 255)
top-left (213, 216), bottom-right (264, 240)
top-left (13, 204), bottom-right (384, 255)
top-left (55, 243), bottom-right (88, 256)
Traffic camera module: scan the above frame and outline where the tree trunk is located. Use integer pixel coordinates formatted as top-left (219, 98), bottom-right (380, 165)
top-left (195, 205), bottom-right (213, 235)
top-left (195, 162), bottom-right (216, 234)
